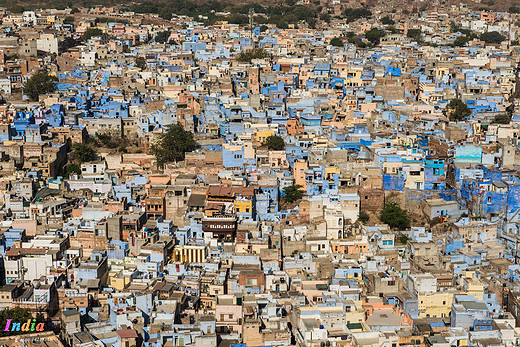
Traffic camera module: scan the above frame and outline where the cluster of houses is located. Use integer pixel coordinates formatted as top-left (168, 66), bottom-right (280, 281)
top-left (2, 2), bottom-right (520, 347)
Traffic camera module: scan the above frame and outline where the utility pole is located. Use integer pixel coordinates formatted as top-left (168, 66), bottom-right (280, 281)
top-left (249, 8), bottom-right (255, 48)
top-left (508, 10), bottom-right (512, 50)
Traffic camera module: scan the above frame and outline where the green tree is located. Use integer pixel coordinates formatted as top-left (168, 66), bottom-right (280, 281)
top-left (480, 31), bottom-right (505, 44)
top-left (365, 28), bottom-right (386, 45)
top-left (95, 130), bottom-right (128, 149)
top-left (82, 27), bottom-right (104, 41)
top-left (450, 21), bottom-right (461, 32)
top-left (282, 184), bottom-right (304, 203)
top-left (379, 202), bottom-right (410, 229)
top-left (237, 48), bottom-right (269, 62)
top-left (265, 135), bottom-right (285, 150)
top-left (227, 14), bottom-right (248, 25)
top-left (407, 28), bottom-right (422, 42)
top-left (387, 25), bottom-right (399, 34)
top-left (399, 234), bottom-right (410, 244)
top-left (358, 211), bottom-right (369, 223)
top-left (381, 16), bottom-right (395, 25)
top-left (158, 7), bottom-right (172, 20)
top-left (59, 36), bottom-right (79, 52)
top-left (453, 35), bottom-right (470, 47)
top-left (330, 37), bottom-right (344, 47)
top-left (23, 70), bottom-right (57, 101)
top-left (342, 7), bottom-right (372, 23)
top-left (71, 143), bottom-right (98, 163)
top-left (64, 16), bottom-right (75, 24)
top-left (135, 56), bottom-right (146, 70)
top-left (152, 123), bottom-right (198, 168)
top-left (446, 98), bottom-right (472, 121)
top-left (11, 5), bottom-right (25, 13)
top-left (450, 22), bottom-right (475, 37)
top-left (155, 30), bottom-right (171, 43)
top-left (65, 163), bottom-right (81, 177)
top-left (320, 13), bottom-right (331, 22)
top-left (492, 114), bottom-right (511, 124)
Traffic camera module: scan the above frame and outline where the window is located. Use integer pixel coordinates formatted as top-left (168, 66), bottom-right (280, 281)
top-left (246, 278), bottom-right (257, 286)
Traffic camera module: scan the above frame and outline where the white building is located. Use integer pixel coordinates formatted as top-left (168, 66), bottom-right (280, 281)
top-left (22, 11), bottom-right (37, 25)
top-left (37, 34), bottom-right (58, 54)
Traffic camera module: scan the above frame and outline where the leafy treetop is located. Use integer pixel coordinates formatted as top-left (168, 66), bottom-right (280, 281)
top-left (330, 37), bottom-right (344, 47)
top-left (152, 123), bottom-right (198, 168)
top-left (282, 184), bottom-right (304, 203)
top-left (23, 70), bottom-right (57, 101)
top-left (265, 135), bottom-right (285, 150)
top-left (446, 98), bottom-right (471, 121)
top-left (379, 202), bottom-right (410, 230)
